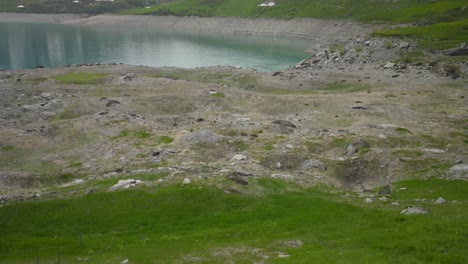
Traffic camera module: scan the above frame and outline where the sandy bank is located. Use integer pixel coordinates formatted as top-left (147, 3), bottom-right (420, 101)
top-left (0, 12), bottom-right (86, 23)
top-left (0, 13), bottom-right (375, 41)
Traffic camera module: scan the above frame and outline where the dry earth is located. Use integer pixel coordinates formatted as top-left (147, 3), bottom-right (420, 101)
top-left (0, 14), bottom-right (467, 203)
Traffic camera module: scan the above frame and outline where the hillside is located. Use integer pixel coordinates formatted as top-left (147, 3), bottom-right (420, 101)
top-left (1, 0), bottom-right (467, 50)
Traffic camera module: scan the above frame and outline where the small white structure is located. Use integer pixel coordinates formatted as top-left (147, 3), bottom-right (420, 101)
top-left (17, 5), bottom-right (25, 8)
top-left (258, 2), bottom-right (275, 7)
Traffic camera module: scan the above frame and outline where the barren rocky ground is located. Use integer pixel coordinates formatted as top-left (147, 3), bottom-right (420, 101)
top-left (0, 36), bottom-right (466, 204)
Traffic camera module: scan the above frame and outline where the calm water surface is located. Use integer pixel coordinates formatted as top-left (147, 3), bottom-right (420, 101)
top-left (0, 22), bottom-right (311, 71)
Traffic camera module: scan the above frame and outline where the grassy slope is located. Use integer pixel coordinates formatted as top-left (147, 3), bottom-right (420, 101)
top-left (0, 178), bottom-right (467, 263)
top-left (120, 0), bottom-right (468, 50)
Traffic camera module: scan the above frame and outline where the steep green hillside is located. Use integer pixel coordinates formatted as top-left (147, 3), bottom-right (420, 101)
top-left (120, 0), bottom-right (468, 49)
top-left (121, 0), bottom-right (467, 23)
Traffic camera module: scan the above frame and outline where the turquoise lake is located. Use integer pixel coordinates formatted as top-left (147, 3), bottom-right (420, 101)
top-left (0, 22), bottom-right (311, 71)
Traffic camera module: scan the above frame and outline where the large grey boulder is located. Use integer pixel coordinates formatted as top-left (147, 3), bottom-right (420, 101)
top-left (448, 164), bottom-right (468, 179)
top-left (443, 43), bottom-right (468, 56)
top-left (400, 207), bottom-right (428, 215)
top-left (301, 159), bottom-right (327, 170)
top-left (184, 129), bottom-right (220, 144)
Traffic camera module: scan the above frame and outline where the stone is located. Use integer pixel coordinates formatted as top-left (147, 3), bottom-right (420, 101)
top-left (182, 178), bottom-right (191, 184)
top-left (109, 179), bottom-right (143, 191)
top-left (400, 207), bottom-right (428, 215)
top-left (123, 73), bottom-right (136, 80)
top-left (234, 169), bottom-right (253, 176)
top-left (379, 197), bottom-right (388, 202)
top-left (384, 62), bottom-right (395, 69)
top-left (353, 140), bottom-right (370, 148)
top-left (121, 259), bottom-right (129, 264)
top-left (106, 100), bottom-right (120, 107)
top-left (229, 176), bottom-right (248, 185)
top-left (363, 198), bottom-right (373, 203)
top-left (301, 159), bottom-right (327, 170)
top-left (399, 41), bottom-right (410, 49)
top-left (285, 240), bottom-right (304, 248)
top-left (377, 184), bottom-right (391, 196)
top-left (232, 154), bottom-right (247, 161)
top-left (272, 120), bottom-right (296, 128)
top-left (434, 197), bottom-right (446, 204)
top-left (285, 144), bottom-right (294, 149)
top-left (40, 93), bottom-right (52, 99)
top-left (344, 143), bottom-right (357, 156)
top-left (448, 164), bottom-right (468, 179)
top-left (443, 47), bottom-right (468, 56)
top-left (364, 40), bottom-right (371, 46)
top-left (391, 202), bottom-right (400, 206)
top-left (61, 179), bottom-right (86, 187)
top-left (271, 173), bottom-right (294, 179)
top-left (184, 129), bottom-right (220, 144)
top-left (423, 148), bottom-right (445, 154)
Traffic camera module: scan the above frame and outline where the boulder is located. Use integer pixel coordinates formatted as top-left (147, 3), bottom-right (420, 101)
top-left (434, 197), bottom-right (446, 204)
top-left (399, 41), bottom-right (410, 49)
top-left (109, 179), bottom-right (143, 191)
top-left (182, 178), bottom-right (191, 184)
top-left (377, 184), bottom-right (391, 196)
top-left (448, 164), bottom-right (468, 179)
top-left (106, 100), bottom-right (120, 107)
top-left (184, 129), bottom-right (219, 144)
top-left (443, 45), bottom-right (468, 56)
top-left (400, 207), bottom-right (428, 215)
top-left (301, 159), bottom-right (327, 170)
top-left (229, 176), bottom-right (248, 185)
top-left (232, 154), bottom-right (247, 161)
top-left (272, 120), bottom-right (296, 128)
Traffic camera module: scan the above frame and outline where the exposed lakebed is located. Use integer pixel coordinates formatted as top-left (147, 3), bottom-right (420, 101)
top-left (0, 22), bottom-right (311, 71)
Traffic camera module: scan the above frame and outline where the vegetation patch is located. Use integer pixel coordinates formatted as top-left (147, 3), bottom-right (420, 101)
top-left (157, 136), bottom-right (174, 144)
top-left (53, 72), bottom-right (107, 85)
top-left (1, 145), bottom-right (15, 151)
top-left (1, 179), bottom-right (466, 263)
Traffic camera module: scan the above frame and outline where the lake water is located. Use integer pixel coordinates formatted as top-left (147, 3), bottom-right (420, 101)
top-left (0, 22), bottom-right (311, 72)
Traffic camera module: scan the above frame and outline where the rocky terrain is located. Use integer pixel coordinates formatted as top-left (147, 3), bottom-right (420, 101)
top-left (0, 35), bottom-right (466, 204)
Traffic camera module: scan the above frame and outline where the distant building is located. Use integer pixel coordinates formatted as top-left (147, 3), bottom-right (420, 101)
top-left (258, 2), bottom-right (276, 7)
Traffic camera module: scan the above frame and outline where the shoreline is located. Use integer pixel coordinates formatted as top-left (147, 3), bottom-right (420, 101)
top-left (0, 13), bottom-right (376, 42)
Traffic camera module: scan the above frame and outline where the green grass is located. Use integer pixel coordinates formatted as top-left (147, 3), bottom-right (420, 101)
top-left (374, 19), bottom-right (468, 50)
top-left (1, 145), bottom-right (15, 151)
top-left (111, 130), bottom-right (152, 140)
top-left (157, 136), bottom-right (174, 144)
top-left (395, 127), bottom-right (412, 134)
top-left (0, 178), bottom-right (467, 263)
top-left (52, 72), bottom-right (107, 85)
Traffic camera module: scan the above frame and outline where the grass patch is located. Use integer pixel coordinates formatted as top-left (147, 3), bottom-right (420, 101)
top-left (395, 127), bottom-right (412, 134)
top-left (157, 136), bottom-right (174, 144)
top-left (1, 145), bottom-right (15, 151)
top-left (52, 72), bottom-right (107, 85)
top-left (398, 51), bottom-right (427, 64)
top-left (111, 130), bottom-right (153, 140)
top-left (210, 92), bottom-right (225, 97)
top-left (0, 179), bottom-right (467, 263)
top-left (374, 19), bottom-right (468, 50)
